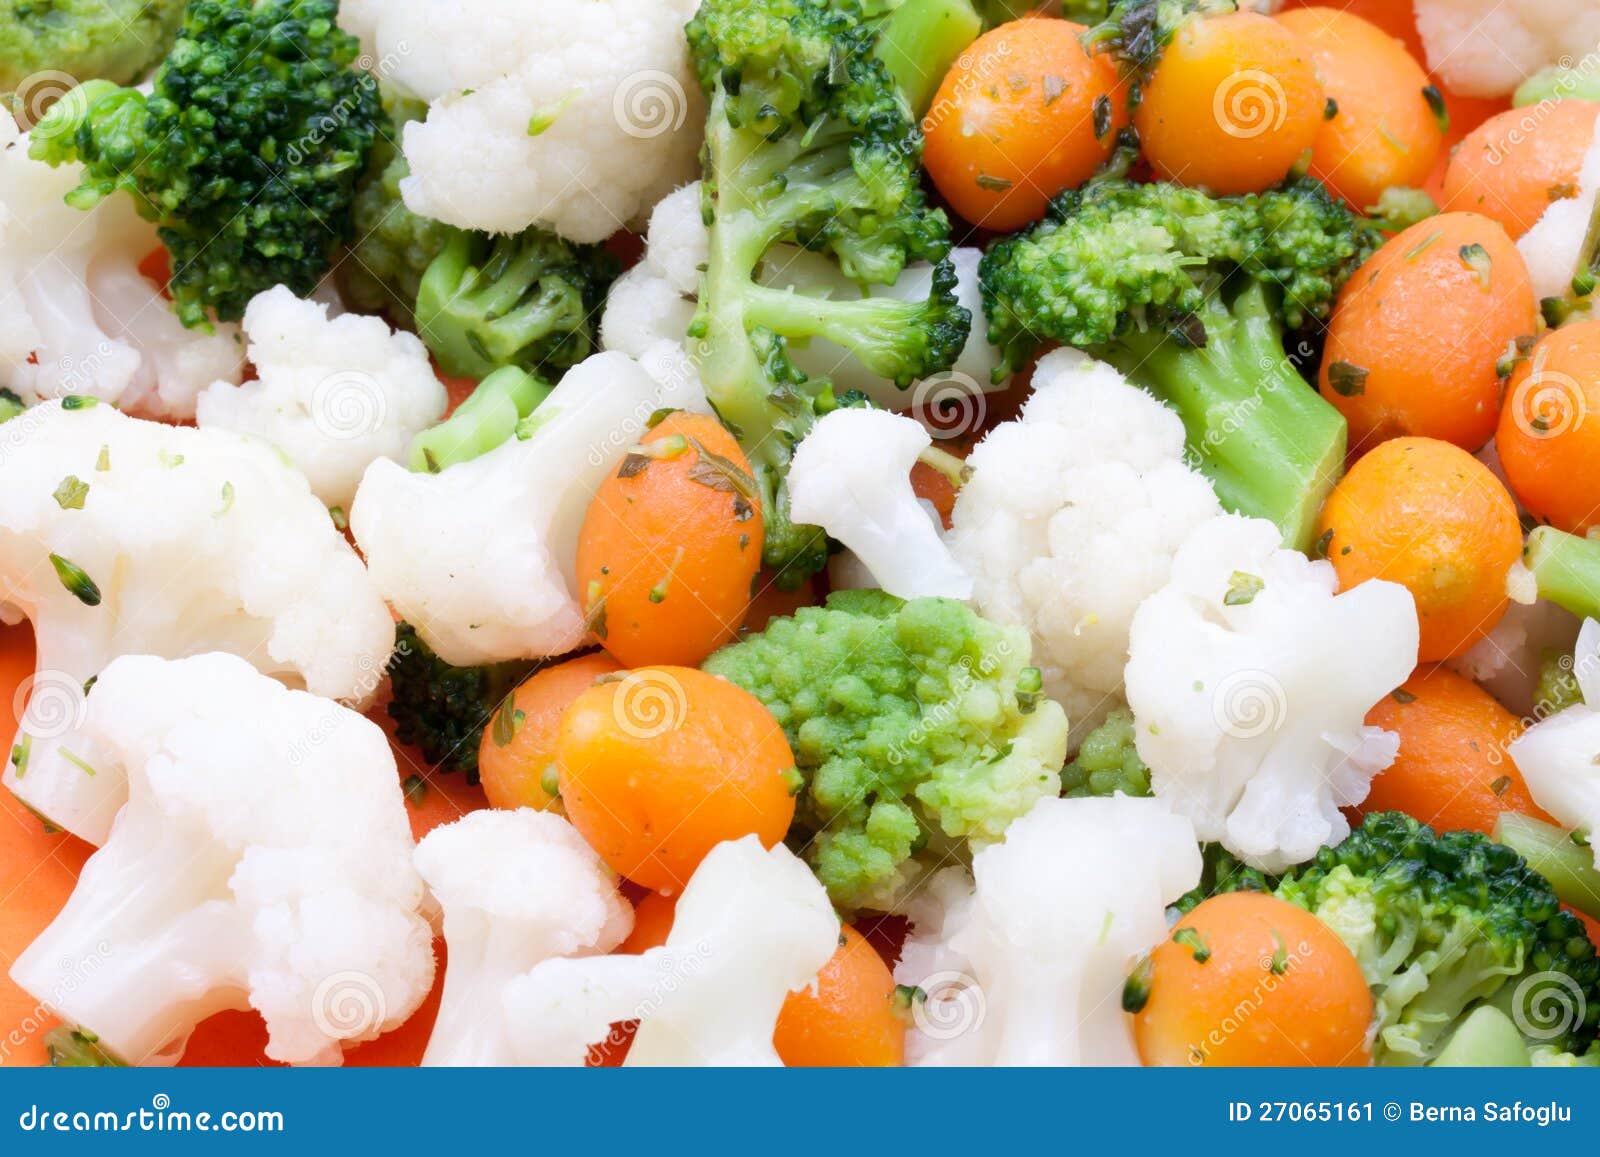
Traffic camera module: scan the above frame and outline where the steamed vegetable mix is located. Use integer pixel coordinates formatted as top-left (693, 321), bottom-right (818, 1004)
top-left (9, 0), bottom-right (1600, 1077)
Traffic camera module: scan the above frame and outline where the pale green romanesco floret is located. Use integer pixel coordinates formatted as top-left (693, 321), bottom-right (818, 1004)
top-left (703, 589), bottom-right (1068, 913)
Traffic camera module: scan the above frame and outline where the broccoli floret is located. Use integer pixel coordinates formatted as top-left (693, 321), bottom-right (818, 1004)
top-left (1172, 842), bottom-right (1275, 914)
top-left (43, 1026), bottom-right (123, 1067)
top-left (1494, 812), bottom-right (1600, 926)
top-left (406, 366), bottom-right (552, 473)
top-left (0, 387), bottom-right (23, 424)
top-left (703, 589), bottom-right (1069, 913)
top-left (0, 0), bottom-right (186, 91)
top-left (687, 0), bottom-right (970, 587)
top-left (981, 176), bottom-right (1370, 550)
top-left (413, 228), bottom-right (617, 381)
top-left (1060, 709), bottom-right (1150, 798)
top-left (974, 0), bottom-right (1109, 29)
top-left (30, 0), bottom-right (380, 328)
top-left (386, 623), bottom-right (538, 783)
top-left (1276, 811), bottom-right (1600, 1065)
top-left (339, 88), bottom-right (453, 327)
top-left (1082, 0), bottom-right (1235, 72)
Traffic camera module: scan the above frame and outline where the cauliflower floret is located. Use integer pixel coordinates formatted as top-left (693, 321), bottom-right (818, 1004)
top-left (350, 349), bottom-right (705, 667)
top-left (895, 795), bottom-right (1201, 1067)
top-left (415, 809), bottom-right (632, 1067)
top-left (601, 181), bottom-right (1004, 407)
top-left (789, 409), bottom-right (971, 600)
top-left (1518, 107), bottom-right (1600, 302)
top-left (8, 653), bottom-right (434, 1066)
top-left (1125, 514), bottom-right (1419, 872)
top-left (195, 286), bottom-right (448, 508)
top-left (0, 401), bottom-right (396, 844)
top-left (1508, 619), bottom-right (1600, 865)
top-left (1414, 0), bottom-right (1600, 98)
top-left (501, 836), bottom-right (839, 1066)
top-left (341, 0), bottom-right (703, 241)
top-left (1449, 596), bottom-right (1580, 717)
top-left (949, 349), bottom-right (1223, 741)
top-left (0, 118), bottom-right (243, 417)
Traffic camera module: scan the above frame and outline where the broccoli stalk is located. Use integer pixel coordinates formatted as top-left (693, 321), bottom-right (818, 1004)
top-left (1102, 281), bottom-right (1347, 552)
top-left (1525, 526), bottom-right (1600, 620)
top-left (0, 387), bottom-right (23, 424)
top-left (687, 0), bottom-right (969, 586)
top-left (1495, 811), bottom-right (1600, 925)
top-left (30, 0), bottom-right (382, 327)
top-left (406, 367), bottom-right (552, 473)
top-left (1429, 1006), bottom-right (1532, 1067)
top-left (415, 229), bottom-right (617, 381)
top-left (875, 0), bottom-right (982, 116)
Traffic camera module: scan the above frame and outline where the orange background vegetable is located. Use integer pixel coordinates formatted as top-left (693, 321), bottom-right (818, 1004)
top-left (1496, 319), bottom-right (1600, 535)
top-left (1274, 7), bottom-right (1443, 212)
top-left (478, 652), bottom-right (621, 813)
top-left (556, 665), bottom-right (796, 892)
top-left (922, 18), bottom-right (1128, 230)
top-left (1135, 11), bottom-right (1324, 196)
top-left (1134, 892), bottom-right (1372, 1067)
top-left (1319, 212), bottom-right (1536, 453)
top-left (576, 412), bottom-right (764, 670)
top-left (1442, 101), bottom-right (1600, 240)
top-left (1317, 437), bottom-right (1522, 663)
top-left (1359, 665), bottom-right (1549, 835)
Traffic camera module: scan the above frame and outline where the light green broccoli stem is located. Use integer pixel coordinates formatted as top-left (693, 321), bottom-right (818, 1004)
top-left (1494, 812), bottom-right (1600, 925)
top-left (0, 0), bottom-right (186, 90)
top-left (0, 388), bottom-right (23, 424)
top-left (1515, 66), bottom-right (1600, 108)
top-left (1107, 282), bottom-right (1347, 553)
top-left (1061, 709), bottom-right (1150, 798)
top-left (406, 367), bottom-right (551, 473)
top-left (1525, 526), bottom-right (1600, 621)
top-left (875, 0), bottom-right (982, 117)
top-left (1367, 187), bottom-right (1439, 234)
top-left (1535, 648), bottom-right (1586, 716)
top-left (1428, 1006), bottom-right (1531, 1067)
top-left (43, 1026), bottom-right (124, 1068)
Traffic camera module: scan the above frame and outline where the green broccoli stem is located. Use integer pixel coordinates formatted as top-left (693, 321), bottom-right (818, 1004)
top-left (1515, 66), bottom-right (1600, 108)
top-left (874, 0), bottom-right (982, 117)
top-left (1494, 811), bottom-right (1600, 924)
top-left (743, 285), bottom-right (944, 384)
top-left (0, 388), bottom-right (23, 424)
top-left (1525, 526), bottom-right (1600, 621)
top-left (1429, 1006), bottom-right (1531, 1067)
top-left (1104, 282), bottom-right (1347, 553)
top-left (406, 367), bottom-right (551, 473)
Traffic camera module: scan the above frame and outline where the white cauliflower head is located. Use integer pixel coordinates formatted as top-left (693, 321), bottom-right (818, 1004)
top-left (949, 349), bottom-right (1223, 740)
top-left (1415, 0), bottom-right (1600, 98)
top-left (0, 401), bottom-right (396, 844)
top-left (501, 836), bottom-right (839, 1066)
top-left (0, 119), bottom-right (244, 417)
top-left (415, 808), bottom-right (633, 1067)
top-left (350, 349), bottom-right (706, 667)
top-left (1125, 514), bottom-right (1420, 872)
top-left (342, 0), bottom-right (704, 241)
top-left (195, 286), bottom-right (448, 508)
top-left (8, 653), bottom-right (435, 1066)
top-left (1508, 619), bottom-right (1600, 867)
top-left (789, 408), bottom-right (971, 600)
top-left (895, 795), bottom-right (1202, 1067)
top-left (1518, 106), bottom-right (1600, 302)
top-left (600, 181), bottom-right (1004, 408)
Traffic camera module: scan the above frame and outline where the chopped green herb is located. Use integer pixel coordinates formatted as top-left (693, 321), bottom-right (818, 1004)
top-left (1421, 85), bottom-right (1449, 135)
top-left (59, 748), bottom-right (98, 778)
top-left (1016, 666), bottom-right (1043, 715)
top-left (214, 482), bottom-right (235, 518)
top-left (1459, 243), bottom-right (1493, 289)
top-left (48, 554), bottom-right (101, 606)
top-left (1323, 97), bottom-right (1338, 120)
top-left (60, 396), bottom-right (98, 411)
top-left (975, 173), bottom-right (1013, 192)
top-left (492, 692), bottom-right (525, 747)
top-left (402, 774), bottom-right (428, 807)
top-left (1173, 926), bottom-right (1211, 963)
top-left (1327, 361), bottom-right (1369, 397)
top-left (95, 445), bottom-right (110, 472)
top-left (1391, 688), bottom-right (1417, 704)
top-left (1223, 571), bottom-right (1264, 607)
top-left (10, 734), bottom-right (30, 778)
top-left (52, 476), bottom-right (88, 510)
top-left (1122, 956), bottom-right (1153, 1013)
